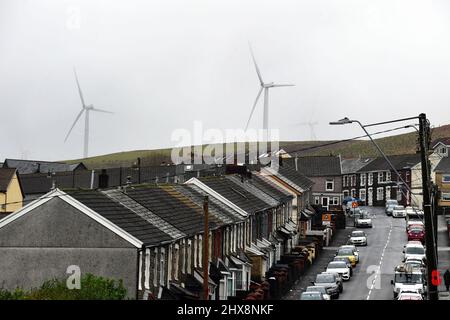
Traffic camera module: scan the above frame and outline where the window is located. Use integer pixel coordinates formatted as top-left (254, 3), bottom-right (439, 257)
top-left (405, 172), bottom-right (410, 182)
top-left (443, 174), bottom-right (450, 183)
top-left (343, 175), bottom-right (348, 187)
top-left (160, 248), bottom-right (165, 286)
top-left (198, 235), bottom-right (203, 268)
top-left (385, 186), bottom-right (391, 200)
top-left (397, 189), bottom-right (402, 201)
top-left (153, 249), bottom-right (158, 287)
top-left (368, 173), bottom-right (373, 186)
top-left (386, 171), bottom-right (391, 182)
top-left (360, 173), bottom-right (366, 187)
top-left (439, 147), bottom-right (448, 156)
top-left (343, 190), bottom-right (349, 198)
top-left (332, 197), bottom-right (339, 205)
top-left (314, 196), bottom-right (320, 204)
top-left (377, 187), bottom-right (384, 201)
top-left (351, 175), bottom-right (356, 186)
top-left (326, 179), bottom-right (334, 191)
top-left (187, 240), bottom-right (192, 274)
top-left (360, 189), bottom-right (366, 201)
top-left (351, 189), bottom-right (356, 198)
top-left (145, 249), bottom-right (150, 289)
top-left (442, 192), bottom-right (450, 201)
top-left (378, 172), bottom-right (384, 183)
top-left (193, 236), bottom-right (198, 268)
top-left (173, 244), bottom-right (179, 280)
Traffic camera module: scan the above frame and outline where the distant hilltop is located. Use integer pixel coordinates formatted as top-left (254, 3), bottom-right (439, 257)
top-left (64, 124), bottom-right (450, 170)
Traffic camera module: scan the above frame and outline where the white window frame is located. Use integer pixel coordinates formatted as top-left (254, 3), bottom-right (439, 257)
top-left (144, 249), bottom-right (150, 289)
top-left (314, 196), bottom-right (320, 205)
top-left (441, 192), bottom-right (450, 201)
top-left (173, 244), bottom-right (180, 280)
top-left (343, 175), bottom-right (348, 187)
top-left (397, 188), bottom-right (402, 201)
top-left (326, 179), bottom-right (334, 191)
top-left (368, 173), bottom-right (373, 186)
top-left (343, 190), bottom-right (349, 198)
top-left (351, 175), bottom-right (356, 186)
top-left (198, 235), bottom-right (203, 268)
top-left (187, 240), bottom-right (192, 274)
top-left (378, 172), bottom-right (384, 183)
top-left (386, 171), bottom-right (391, 182)
top-left (360, 173), bottom-right (366, 187)
top-left (385, 186), bottom-right (391, 200)
top-left (159, 248), bottom-right (165, 286)
top-left (442, 174), bottom-right (450, 183)
top-left (377, 187), bottom-right (384, 201)
top-left (332, 197), bottom-right (339, 205)
top-left (194, 236), bottom-right (198, 268)
top-left (360, 189), bottom-right (366, 201)
top-left (351, 189), bottom-right (356, 198)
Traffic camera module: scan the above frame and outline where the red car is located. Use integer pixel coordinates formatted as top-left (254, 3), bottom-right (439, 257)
top-left (407, 228), bottom-right (425, 244)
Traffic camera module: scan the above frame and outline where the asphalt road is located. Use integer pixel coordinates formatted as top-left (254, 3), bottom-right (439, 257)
top-left (284, 206), bottom-right (408, 300)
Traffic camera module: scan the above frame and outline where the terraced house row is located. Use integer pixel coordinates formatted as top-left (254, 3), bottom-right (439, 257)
top-left (0, 163), bottom-right (318, 300)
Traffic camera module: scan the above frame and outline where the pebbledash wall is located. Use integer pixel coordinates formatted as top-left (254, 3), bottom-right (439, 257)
top-left (0, 197), bottom-right (139, 298)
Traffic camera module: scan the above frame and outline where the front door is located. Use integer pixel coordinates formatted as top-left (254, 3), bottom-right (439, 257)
top-left (322, 197), bottom-right (329, 210)
top-left (368, 188), bottom-right (373, 206)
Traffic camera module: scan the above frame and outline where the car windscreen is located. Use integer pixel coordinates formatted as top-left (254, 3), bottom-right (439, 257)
top-left (315, 274), bottom-right (335, 283)
top-left (394, 273), bottom-right (423, 284)
top-left (328, 262), bottom-right (346, 269)
top-left (406, 247), bottom-right (424, 255)
top-left (306, 286), bottom-right (325, 294)
top-left (409, 229), bottom-right (423, 234)
top-left (301, 293), bottom-right (322, 300)
top-left (337, 249), bottom-right (354, 256)
top-left (394, 206), bottom-right (404, 210)
top-left (352, 231), bottom-right (365, 237)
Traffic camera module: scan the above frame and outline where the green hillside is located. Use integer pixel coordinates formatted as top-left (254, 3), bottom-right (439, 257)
top-left (65, 124), bottom-right (450, 169)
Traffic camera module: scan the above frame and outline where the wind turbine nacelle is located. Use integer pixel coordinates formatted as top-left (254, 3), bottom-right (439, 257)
top-left (263, 82), bottom-right (275, 88)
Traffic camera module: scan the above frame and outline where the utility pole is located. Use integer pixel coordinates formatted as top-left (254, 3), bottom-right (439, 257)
top-left (203, 195), bottom-right (209, 300)
top-left (418, 113), bottom-right (438, 300)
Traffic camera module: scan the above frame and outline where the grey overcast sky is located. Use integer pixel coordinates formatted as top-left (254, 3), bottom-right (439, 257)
top-left (1, 0), bottom-right (450, 161)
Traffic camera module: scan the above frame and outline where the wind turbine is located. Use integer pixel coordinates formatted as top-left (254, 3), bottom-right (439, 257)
top-left (295, 121), bottom-right (319, 140)
top-left (64, 68), bottom-right (113, 158)
top-left (244, 44), bottom-right (295, 141)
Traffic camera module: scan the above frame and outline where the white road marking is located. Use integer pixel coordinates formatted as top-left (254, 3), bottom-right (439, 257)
top-left (366, 222), bottom-right (393, 300)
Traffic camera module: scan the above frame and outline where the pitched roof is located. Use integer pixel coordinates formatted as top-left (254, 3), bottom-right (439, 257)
top-left (248, 174), bottom-right (293, 202)
top-left (432, 137), bottom-right (450, 149)
top-left (275, 163), bottom-right (315, 189)
top-left (3, 159), bottom-right (86, 174)
top-left (125, 184), bottom-right (219, 236)
top-left (283, 156), bottom-right (342, 176)
top-left (435, 156), bottom-right (450, 173)
top-left (341, 158), bottom-right (375, 174)
top-left (174, 184), bottom-right (242, 225)
top-left (0, 168), bottom-right (17, 192)
top-left (357, 154), bottom-right (421, 172)
top-left (196, 176), bottom-right (271, 214)
top-left (226, 175), bottom-right (280, 207)
top-left (69, 190), bottom-right (174, 246)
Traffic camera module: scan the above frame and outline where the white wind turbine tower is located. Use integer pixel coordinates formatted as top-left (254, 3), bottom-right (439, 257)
top-left (244, 44), bottom-right (295, 141)
top-left (64, 68), bottom-right (114, 158)
top-left (295, 121), bottom-right (319, 140)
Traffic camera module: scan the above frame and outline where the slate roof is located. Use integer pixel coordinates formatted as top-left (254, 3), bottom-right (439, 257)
top-left (3, 159), bottom-right (86, 174)
top-left (226, 175), bottom-right (282, 207)
top-left (357, 154), bottom-right (421, 172)
top-left (69, 190), bottom-right (173, 246)
top-left (174, 184), bottom-right (241, 225)
top-left (283, 156), bottom-right (342, 176)
top-left (341, 158), bottom-right (375, 174)
top-left (125, 184), bottom-right (219, 236)
top-left (248, 174), bottom-right (293, 202)
top-left (432, 137), bottom-right (450, 148)
top-left (435, 156), bottom-right (450, 173)
top-left (197, 176), bottom-right (271, 214)
top-left (0, 168), bottom-right (17, 192)
top-left (275, 163), bottom-right (315, 189)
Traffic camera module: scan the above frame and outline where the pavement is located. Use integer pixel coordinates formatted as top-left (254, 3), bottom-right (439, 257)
top-left (284, 207), bottom-right (414, 300)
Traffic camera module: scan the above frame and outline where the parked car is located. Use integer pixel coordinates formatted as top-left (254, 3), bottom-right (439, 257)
top-left (407, 227), bottom-right (425, 244)
top-left (355, 211), bottom-right (373, 228)
top-left (407, 220), bottom-right (424, 231)
top-left (311, 273), bottom-right (341, 299)
top-left (335, 247), bottom-right (357, 267)
top-left (321, 271), bottom-right (344, 293)
top-left (403, 242), bottom-right (426, 262)
top-left (305, 286), bottom-right (331, 300)
top-left (392, 205), bottom-right (406, 218)
top-left (340, 245), bottom-right (360, 263)
top-left (300, 291), bottom-right (326, 300)
top-left (391, 264), bottom-right (426, 298)
top-left (326, 261), bottom-right (351, 281)
top-left (348, 230), bottom-right (368, 246)
top-left (333, 256), bottom-right (353, 276)
top-left (386, 200), bottom-right (398, 216)
top-left (404, 257), bottom-right (427, 275)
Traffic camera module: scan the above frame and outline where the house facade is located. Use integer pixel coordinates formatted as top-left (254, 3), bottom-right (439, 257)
top-left (432, 138), bottom-right (450, 214)
top-left (0, 168), bottom-right (24, 215)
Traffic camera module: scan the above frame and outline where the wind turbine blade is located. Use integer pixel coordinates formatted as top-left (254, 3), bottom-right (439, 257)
top-left (91, 107), bottom-right (114, 114)
top-left (272, 84), bottom-right (295, 87)
top-left (73, 68), bottom-right (86, 107)
top-left (248, 43), bottom-right (264, 85)
top-left (64, 109), bottom-right (85, 142)
top-left (245, 87), bottom-right (263, 131)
